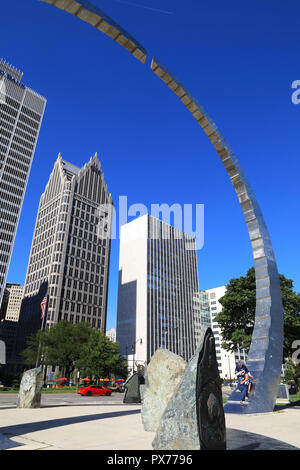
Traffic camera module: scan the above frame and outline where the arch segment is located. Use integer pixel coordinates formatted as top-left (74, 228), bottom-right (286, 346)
top-left (40, 0), bottom-right (283, 414)
top-left (150, 59), bottom-right (283, 413)
top-left (40, 0), bottom-right (147, 63)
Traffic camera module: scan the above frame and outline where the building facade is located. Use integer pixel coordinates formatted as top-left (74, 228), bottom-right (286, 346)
top-left (106, 327), bottom-right (116, 342)
top-left (116, 215), bottom-right (199, 366)
top-left (0, 283), bottom-right (23, 322)
top-left (0, 59), bottom-right (46, 307)
top-left (193, 290), bottom-right (211, 347)
top-left (206, 285), bottom-right (236, 380)
top-left (21, 153), bottom-right (112, 332)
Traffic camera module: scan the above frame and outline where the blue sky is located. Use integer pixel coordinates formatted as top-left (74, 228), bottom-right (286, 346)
top-left (2, 0), bottom-right (300, 330)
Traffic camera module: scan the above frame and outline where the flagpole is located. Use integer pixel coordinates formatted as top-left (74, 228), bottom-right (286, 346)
top-left (35, 292), bottom-right (48, 369)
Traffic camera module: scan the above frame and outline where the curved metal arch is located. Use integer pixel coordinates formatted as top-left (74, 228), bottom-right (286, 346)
top-left (40, 0), bottom-right (147, 63)
top-left (40, 0), bottom-right (283, 414)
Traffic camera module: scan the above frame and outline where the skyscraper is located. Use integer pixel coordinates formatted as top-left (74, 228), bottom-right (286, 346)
top-left (116, 214), bottom-right (199, 366)
top-left (0, 59), bottom-right (46, 306)
top-left (22, 153), bottom-right (112, 332)
top-left (0, 282), bottom-right (23, 322)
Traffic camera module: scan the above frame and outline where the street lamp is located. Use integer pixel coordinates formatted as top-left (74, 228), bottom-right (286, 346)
top-left (125, 338), bottom-right (143, 373)
top-left (133, 338), bottom-right (143, 372)
top-left (225, 353), bottom-right (232, 380)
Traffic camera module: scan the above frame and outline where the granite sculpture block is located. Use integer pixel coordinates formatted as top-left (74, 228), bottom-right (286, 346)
top-left (141, 349), bottom-right (186, 432)
top-left (152, 328), bottom-right (226, 450)
top-left (17, 367), bottom-right (43, 408)
top-left (123, 372), bottom-right (141, 404)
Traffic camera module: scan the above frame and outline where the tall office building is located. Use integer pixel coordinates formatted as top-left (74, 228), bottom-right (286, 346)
top-left (106, 327), bottom-right (116, 343)
top-left (116, 215), bottom-right (199, 365)
top-left (22, 153), bottom-right (112, 332)
top-left (193, 290), bottom-right (211, 346)
top-left (0, 59), bottom-right (46, 307)
top-left (0, 282), bottom-right (23, 322)
top-left (206, 286), bottom-right (236, 379)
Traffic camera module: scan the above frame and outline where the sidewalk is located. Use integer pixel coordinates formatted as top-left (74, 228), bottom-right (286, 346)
top-left (0, 401), bottom-right (299, 450)
top-left (0, 403), bottom-right (154, 450)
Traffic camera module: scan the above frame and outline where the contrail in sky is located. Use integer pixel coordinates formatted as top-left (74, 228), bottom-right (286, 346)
top-left (111, 0), bottom-right (174, 15)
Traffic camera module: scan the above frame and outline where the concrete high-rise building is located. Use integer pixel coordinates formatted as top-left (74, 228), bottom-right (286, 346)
top-left (193, 290), bottom-right (211, 347)
top-left (106, 327), bottom-right (116, 343)
top-left (206, 285), bottom-right (236, 380)
top-left (0, 283), bottom-right (23, 322)
top-left (116, 215), bottom-right (199, 366)
top-left (0, 59), bottom-right (46, 307)
top-left (21, 153), bottom-right (112, 332)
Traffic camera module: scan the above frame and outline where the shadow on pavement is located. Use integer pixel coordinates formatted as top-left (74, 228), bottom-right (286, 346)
top-left (1, 409), bottom-right (298, 451)
top-left (0, 408), bottom-right (141, 450)
top-left (227, 428), bottom-right (299, 450)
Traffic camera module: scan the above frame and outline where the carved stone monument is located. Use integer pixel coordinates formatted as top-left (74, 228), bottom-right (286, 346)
top-left (141, 349), bottom-right (186, 431)
top-left (152, 328), bottom-right (226, 450)
top-left (17, 367), bottom-right (43, 408)
top-left (123, 372), bottom-right (141, 404)
top-left (196, 328), bottom-right (226, 449)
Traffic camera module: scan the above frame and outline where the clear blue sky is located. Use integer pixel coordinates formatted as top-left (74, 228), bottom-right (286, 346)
top-left (2, 0), bottom-right (300, 330)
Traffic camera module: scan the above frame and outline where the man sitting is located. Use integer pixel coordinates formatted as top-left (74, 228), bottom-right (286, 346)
top-left (234, 360), bottom-right (249, 392)
top-left (240, 372), bottom-right (253, 405)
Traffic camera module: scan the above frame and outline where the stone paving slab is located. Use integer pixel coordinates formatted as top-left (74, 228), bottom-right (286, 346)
top-left (0, 404), bottom-right (154, 450)
top-left (0, 403), bottom-right (299, 450)
top-left (225, 409), bottom-right (300, 449)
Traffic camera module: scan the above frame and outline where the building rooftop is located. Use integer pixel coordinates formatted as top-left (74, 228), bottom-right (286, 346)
top-left (0, 59), bottom-right (23, 83)
top-left (61, 159), bottom-right (81, 180)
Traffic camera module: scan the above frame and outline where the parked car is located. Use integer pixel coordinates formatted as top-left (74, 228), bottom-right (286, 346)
top-left (77, 384), bottom-right (112, 396)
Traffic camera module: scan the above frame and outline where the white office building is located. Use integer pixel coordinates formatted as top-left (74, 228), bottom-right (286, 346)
top-left (106, 327), bottom-right (116, 342)
top-left (116, 215), bottom-right (199, 367)
top-left (206, 285), bottom-right (236, 380)
top-left (193, 290), bottom-right (211, 347)
top-left (2, 283), bottom-right (24, 322)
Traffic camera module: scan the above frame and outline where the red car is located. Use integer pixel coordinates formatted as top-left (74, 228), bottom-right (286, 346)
top-left (77, 385), bottom-right (112, 397)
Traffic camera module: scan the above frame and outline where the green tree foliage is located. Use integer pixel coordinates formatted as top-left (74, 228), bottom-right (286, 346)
top-left (22, 321), bottom-right (127, 380)
top-left (75, 329), bottom-right (128, 379)
top-left (23, 321), bottom-right (92, 375)
top-left (283, 359), bottom-right (296, 383)
top-left (215, 267), bottom-right (300, 358)
top-left (22, 330), bottom-right (46, 367)
top-left (43, 321), bottom-right (92, 376)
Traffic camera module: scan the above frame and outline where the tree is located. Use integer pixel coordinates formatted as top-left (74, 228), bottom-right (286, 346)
top-left (215, 267), bottom-right (300, 358)
top-left (76, 330), bottom-right (128, 380)
top-left (283, 359), bottom-right (296, 383)
top-left (22, 330), bottom-right (47, 368)
top-left (22, 321), bottom-right (92, 378)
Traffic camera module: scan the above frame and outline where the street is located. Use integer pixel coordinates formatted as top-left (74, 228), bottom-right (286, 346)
top-left (0, 391), bottom-right (125, 409)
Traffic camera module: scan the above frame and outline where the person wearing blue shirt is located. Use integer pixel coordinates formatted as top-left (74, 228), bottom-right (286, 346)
top-left (234, 360), bottom-right (254, 406)
top-left (235, 360), bottom-right (248, 389)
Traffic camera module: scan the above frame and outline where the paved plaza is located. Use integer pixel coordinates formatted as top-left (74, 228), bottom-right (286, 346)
top-left (0, 393), bottom-right (299, 450)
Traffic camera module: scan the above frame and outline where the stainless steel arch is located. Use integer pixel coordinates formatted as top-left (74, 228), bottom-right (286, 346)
top-left (40, 0), bottom-right (147, 63)
top-left (40, 0), bottom-right (283, 414)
